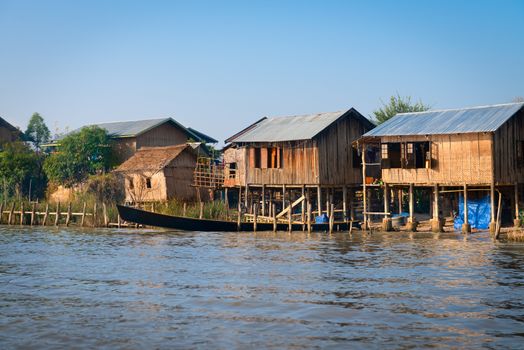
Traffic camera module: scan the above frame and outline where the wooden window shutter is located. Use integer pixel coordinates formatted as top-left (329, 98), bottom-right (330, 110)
top-left (405, 142), bottom-right (415, 169)
top-left (425, 142), bottom-right (432, 169)
top-left (249, 148), bottom-right (255, 168)
top-left (381, 143), bottom-right (390, 168)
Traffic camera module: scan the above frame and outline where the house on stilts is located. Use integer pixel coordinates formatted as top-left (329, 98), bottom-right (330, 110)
top-left (222, 108), bottom-right (374, 223)
top-left (356, 102), bottom-right (524, 233)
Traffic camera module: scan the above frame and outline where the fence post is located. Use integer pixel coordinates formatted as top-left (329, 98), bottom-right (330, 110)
top-left (307, 202), bottom-right (312, 234)
top-left (54, 202), bottom-right (60, 226)
top-left (30, 202), bottom-right (36, 226)
top-left (81, 202), bottom-right (87, 227)
top-left (43, 203), bottom-right (49, 226)
top-left (20, 202), bottom-right (24, 226)
top-left (0, 201), bottom-right (3, 225)
top-left (103, 203), bottom-right (108, 227)
top-left (65, 202), bottom-right (72, 226)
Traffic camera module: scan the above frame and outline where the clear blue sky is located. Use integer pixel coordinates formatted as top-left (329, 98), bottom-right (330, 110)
top-left (1, 0), bottom-right (523, 142)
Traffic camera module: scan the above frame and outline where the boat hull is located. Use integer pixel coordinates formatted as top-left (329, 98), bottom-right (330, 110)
top-left (117, 205), bottom-right (358, 232)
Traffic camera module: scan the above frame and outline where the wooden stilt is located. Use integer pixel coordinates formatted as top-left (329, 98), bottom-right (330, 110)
top-left (43, 203), bottom-right (49, 226)
top-left (349, 187), bottom-right (355, 221)
top-left (407, 184), bottom-right (416, 232)
top-left (253, 203), bottom-right (258, 232)
top-left (398, 188), bottom-right (402, 214)
top-left (65, 202), bottom-right (72, 226)
top-left (103, 203), bottom-right (108, 227)
top-left (260, 185), bottom-right (265, 216)
top-left (382, 183), bottom-right (392, 231)
top-left (244, 185), bottom-right (249, 213)
top-left (490, 181), bottom-right (496, 233)
top-left (282, 184), bottom-right (286, 213)
top-left (432, 184), bottom-right (443, 233)
top-left (237, 187), bottom-right (242, 230)
top-left (361, 145), bottom-right (368, 230)
top-left (288, 202), bottom-right (292, 233)
top-left (317, 185), bottom-right (322, 216)
top-left (20, 202), bottom-right (24, 226)
top-left (199, 202), bottom-right (204, 219)
top-left (342, 186), bottom-right (348, 223)
top-left (307, 202), bottom-right (312, 233)
top-left (30, 202), bottom-right (36, 226)
top-left (462, 184), bottom-right (471, 233)
top-left (55, 202), bottom-right (60, 226)
top-left (514, 183), bottom-right (520, 227)
top-left (329, 203), bottom-right (334, 234)
top-left (301, 185), bottom-right (305, 230)
top-left (272, 203), bottom-right (277, 232)
top-left (81, 202), bottom-right (87, 227)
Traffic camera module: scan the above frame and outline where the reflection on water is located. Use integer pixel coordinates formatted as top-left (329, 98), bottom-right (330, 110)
top-left (1, 227), bottom-right (523, 348)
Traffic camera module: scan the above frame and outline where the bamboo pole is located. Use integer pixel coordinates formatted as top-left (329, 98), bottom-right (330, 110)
top-left (288, 203), bottom-right (292, 232)
top-left (8, 202), bottom-right (14, 225)
top-left (307, 202), bottom-right (312, 233)
top-left (514, 183), bottom-right (520, 227)
top-left (30, 202), bottom-right (36, 226)
top-left (495, 191), bottom-right (503, 239)
top-left (272, 203), bottom-right (277, 232)
top-left (199, 202), bottom-right (204, 219)
top-left (81, 202), bottom-right (87, 227)
top-left (237, 187), bottom-right (242, 231)
top-left (329, 203), bottom-right (334, 234)
top-left (117, 214), bottom-right (121, 228)
top-left (183, 202), bottom-right (187, 216)
top-left (301, 185), bottom-right (305, 230)
top-left (261, 185), bottom-right (266, 216)
top-left (462, 184), bottom-right (471, 233)
top-left (253, 203), bottom-right (258, 232)
top-left (42, 203), bottom-right (49, 226)
top-left (317, 185), bottom-right (322, 216)
top-left (342, 186), bottom-right (348, 223)
top-left (65, 202), bottom-right (72, 226)
top-left (55, 202), bottom-right (60, 226)
top-left (20, 202), bottom-right (24, 226)
top-left (103, 203), bottom-right (108, 227)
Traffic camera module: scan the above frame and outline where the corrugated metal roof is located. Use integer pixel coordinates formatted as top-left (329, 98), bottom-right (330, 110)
top-left (66, 118), bottom-right (201, 140)
top-left (228, 108), bottom-right (372, 142)
top-left (364, 102), bottom-right (524, 137)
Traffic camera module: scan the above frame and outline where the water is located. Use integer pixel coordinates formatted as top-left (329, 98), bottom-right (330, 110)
top-left (0, 227), bottom-right (523, 349)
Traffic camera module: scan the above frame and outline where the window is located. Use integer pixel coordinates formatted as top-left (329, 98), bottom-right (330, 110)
top-left (382, 141), bottom-right (431, 169)
top-left (146, 177), bottom-right (152, 189)
top-left (254, 148), bottom-right (261, 168)
top-left (352, 148), bottom-right (361, 168)
top-left (414, 141), bottom-right (431, 169)
top-left (384, 143), bottom-right (402, 168)
top-left (128, 178), bottom-right (134, 190)
top-left (228, 163), bottom-right (237, 179)
top-left (279, 147), bottom-right (284, 168)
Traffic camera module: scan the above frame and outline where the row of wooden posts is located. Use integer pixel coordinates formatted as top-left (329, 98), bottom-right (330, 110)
top-left (0, 201), bottom-right (123, 227)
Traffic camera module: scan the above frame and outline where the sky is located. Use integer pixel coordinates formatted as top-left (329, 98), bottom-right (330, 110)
top-left (1, 0), bottom-right (523, 143)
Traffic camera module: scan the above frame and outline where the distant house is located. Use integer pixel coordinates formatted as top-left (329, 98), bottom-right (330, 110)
top-left (222, 108), bottom-right (374, 217)
top-left (115, 145), bottom-right (198, 203)
top-left (57, 118), bottom-right (216, 164)
top-left (357, 102), bottom-right (524, 232)
top-left (0, 116), bottom-right (23, 145)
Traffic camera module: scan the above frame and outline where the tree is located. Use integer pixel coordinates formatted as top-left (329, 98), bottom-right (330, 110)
top-left (0, 141), bottom-right (45, 199)
top-left (373, 95), bottom-right (430, 124)
top-left (43, 126), bottom-right (115, 187)
top-left (25, 113), bottom-right (51, 150)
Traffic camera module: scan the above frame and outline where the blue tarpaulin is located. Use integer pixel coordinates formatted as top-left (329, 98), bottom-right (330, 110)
top-left (454, 194), bottom-right (491, 230)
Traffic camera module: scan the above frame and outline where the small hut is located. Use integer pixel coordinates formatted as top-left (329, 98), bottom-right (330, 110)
top-left (115, 145), bottom-right (198, 203)
top-left (223, 108), bottom-right (374, 219)
top-left (357, 102), bottom-right (524, 232)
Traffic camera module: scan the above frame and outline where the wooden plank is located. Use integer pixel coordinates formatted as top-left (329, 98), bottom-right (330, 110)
top-left (276, 195), bottom-right (305, 218)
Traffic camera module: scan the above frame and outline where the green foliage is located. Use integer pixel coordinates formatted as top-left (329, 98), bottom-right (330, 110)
top-left (157, 199), bottom-right (230, 220)
top-left (43, 126), bottom-right (114, 187)
top-left (0, 141), bottom-right (46, 199)
top-left (373, 94), bottom-right (430, 124)
top-left (84, 173), bottom-right (124, 204)
top-left (25, 112), bottom-right (51, 150)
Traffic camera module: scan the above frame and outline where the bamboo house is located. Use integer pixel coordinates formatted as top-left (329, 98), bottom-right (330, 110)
top-left (357, 102), bottom-right (524, 233)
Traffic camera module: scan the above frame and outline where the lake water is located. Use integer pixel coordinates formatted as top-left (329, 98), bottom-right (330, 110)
top-left (0, 227), bottom-right (523, 349)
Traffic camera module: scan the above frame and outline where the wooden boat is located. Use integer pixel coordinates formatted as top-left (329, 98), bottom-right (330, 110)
top-left (117, 204), bottom-right (359, 232)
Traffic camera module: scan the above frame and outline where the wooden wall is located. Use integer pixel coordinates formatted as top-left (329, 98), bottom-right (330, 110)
top-left (164, 150), bottom-right (197, 201)
top-left (137, 123), bottom-right (188, 149)
top-left (223, 147), bottom-right (247, 187)
top-left (317, 116), bottom-right (370, 185)
top-left (381, 133), bottom-right (493, 185)
top-left (493, 108), bottom-right (524, 184)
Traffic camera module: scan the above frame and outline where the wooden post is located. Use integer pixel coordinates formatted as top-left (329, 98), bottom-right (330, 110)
top-left (406, 184), bottom-right (416, 232)
top-left (490, 181), bottom-right (496, 233)
top-left (65, 202), bottom-right (72, 226)
top-left (317, 185), bottom-right (322, 216)
top-left (253, 203), bottom-right (258, 232)
top-left (81, 202), bottom-right (87, 227)
top-left (432, 184), bottom-right (442, 233)
top-left (462, 184), bottom-right (471, 233)
top-left (8, 202), bottom-right (14, 225)
top-left (307, 202), bottom-right (312, 233)
top-left (301, 185), bottom-right (305, 229)
top-left (117, 214), bottom-right (121, 228)
top-left (55, 202), bottom-right (60, 226)
top-left (382, 183), bottom-right (392, 231)
top-left (326, 200), bottom-right (330, 218)
top-left (199, 202), bottom-right (204, 219)
top-left (237, 187), bottom-right (242, 230)
top-left (183, 202), bottom-right (187, 216)
top-left (0, 201), bottom-right (3, 225)
top-left (342, 186), bottom-right (348, 223)
top-left (398, 188), bottom-right (403, 214)
top-left (282, 185), bottom-right (286, 213)
top-left (244, 185), bottom-right (249, 213)
top-left (514, 183), bottom-right (520, 227)
top-left (349, 187), bottom-right (355, 221)
top-left (361, 145), bottom-right (368, 230)
top-left (495, 192), bottom-right (503, 239)
top-left (261, 185), bottom-right (266, 216)
top-left (329, 203), bottom-right (334, 234)
top-left (93, 202), bottom-right (97, 227)
top-left (288, 202), bottom-right (292, 232)
top-left (20, 202), bottom-right (24, 226)
top-left (103, 203), bottom-right (108, 227)
top-left (272, 203), bottom-right (277, 232)
top-left (43, 203), bottom-right (49, 226)
top-left (30, 202), bottom-right (36, 226)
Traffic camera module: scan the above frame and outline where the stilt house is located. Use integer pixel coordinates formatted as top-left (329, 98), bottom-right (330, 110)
top-left (223, 108), bottom-right (374, 219)
top-left (357, 102), bottom-right (524, 232)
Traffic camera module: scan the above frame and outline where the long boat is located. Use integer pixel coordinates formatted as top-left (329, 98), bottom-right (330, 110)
top-left (117, 204), bottom-right (359, 232)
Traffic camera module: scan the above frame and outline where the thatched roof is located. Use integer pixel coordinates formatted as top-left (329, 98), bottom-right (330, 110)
top-left (115, 145), bottom-right (192, 172)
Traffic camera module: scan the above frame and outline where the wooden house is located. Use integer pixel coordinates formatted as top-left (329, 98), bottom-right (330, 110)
top-left (115, 145), bottom-right (198, 203)
top-left (56, 118), bottom-right (215, 164)
top-left (223, 108), bottom-right (374, 218)
top-left (0, 116), bottom-right (22, 145)
top-left (357, 102), bottom-right (524, 233)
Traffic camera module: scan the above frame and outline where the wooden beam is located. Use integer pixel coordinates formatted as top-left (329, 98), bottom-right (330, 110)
top-left (409, 184), bottom-right (414, 223)
top-left (276, 195), bottom-right (305, 218)
top-left (342, 186), bottom-right (348, 223)
top-left (317, 185), bottom-right (322, 216)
